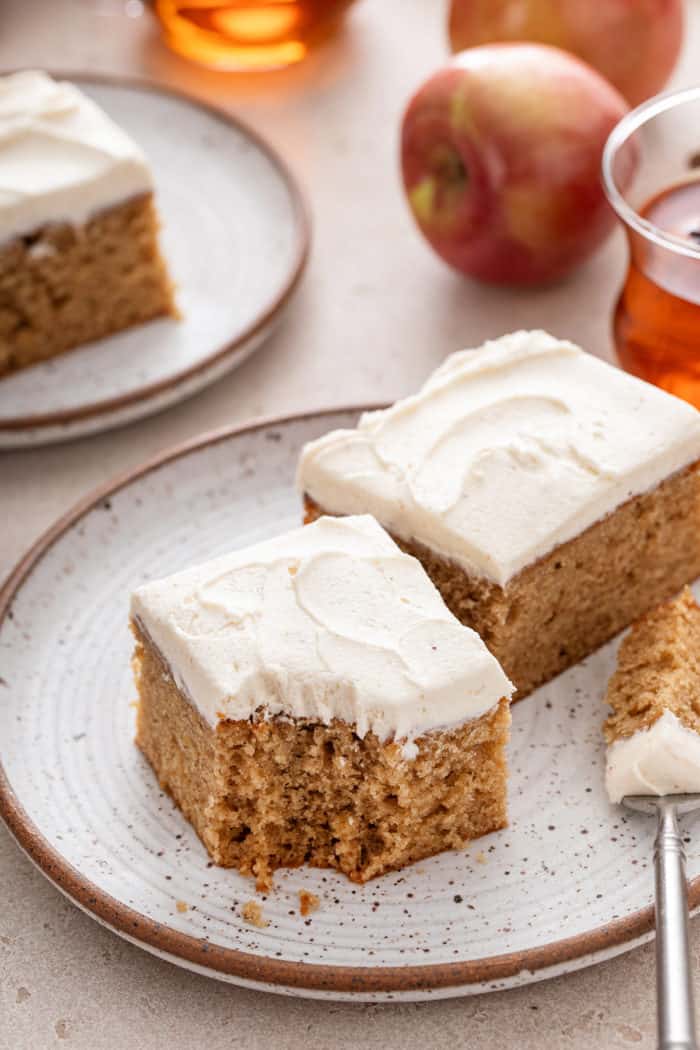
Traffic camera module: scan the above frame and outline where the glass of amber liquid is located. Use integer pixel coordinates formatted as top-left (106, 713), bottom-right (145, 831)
top-left (155, 0), bottom-right (358, 71)
top-left (602, 87), bottom-right (700, 406)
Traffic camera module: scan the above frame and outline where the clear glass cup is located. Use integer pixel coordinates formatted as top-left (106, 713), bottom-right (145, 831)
top-left (602, 87), bottom-right (700, 406)
top-left (155, 0), bottom-right (358, 72)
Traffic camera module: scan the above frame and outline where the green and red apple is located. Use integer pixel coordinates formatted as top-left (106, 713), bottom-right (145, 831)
top-left (400, 43), bottom-right (629, 285)
top-left (448, 0), bottom-right (683, 107)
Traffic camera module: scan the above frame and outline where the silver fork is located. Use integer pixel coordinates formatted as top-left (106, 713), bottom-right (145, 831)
top-left (623, 795), bottom-right (700, 1050)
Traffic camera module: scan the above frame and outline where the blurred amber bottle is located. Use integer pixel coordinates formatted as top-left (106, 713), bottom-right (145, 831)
top-left (155, 0), bottom-right (358, 71)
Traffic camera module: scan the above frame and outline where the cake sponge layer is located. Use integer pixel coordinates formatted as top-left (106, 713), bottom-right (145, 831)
top-left (605, 587), bottom-right (700, 744)
top-left (133, 620), bottom-right (510, 889)
top-left (0, 194), bottom-right (175, 376)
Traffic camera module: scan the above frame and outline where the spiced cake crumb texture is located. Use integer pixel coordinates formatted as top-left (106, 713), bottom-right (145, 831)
top-left (0, 195), bottom-right (175, 376)
top-left (605, 587), bottom-right (700, 744)
top-left (132, 619), bottom-right (510, 890)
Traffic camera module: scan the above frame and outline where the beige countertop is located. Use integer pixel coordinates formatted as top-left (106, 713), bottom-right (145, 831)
top-left (2, 1), bottom-right (700, 1046)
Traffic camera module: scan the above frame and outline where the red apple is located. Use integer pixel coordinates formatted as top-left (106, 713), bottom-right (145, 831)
top-left (448, 0), bottom-right (683, 108)
top-left (400, 44), bottom-right (629, 285)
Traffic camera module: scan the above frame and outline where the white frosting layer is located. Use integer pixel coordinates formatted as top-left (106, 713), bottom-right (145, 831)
top-left (297, 331), bottom-right (700, 587)
top-left (0, 70), bottom-right (152, 242)
top-left (131, 515), bottom-right (513, 740)
top-left (606, 711), bottom-right (700, 804)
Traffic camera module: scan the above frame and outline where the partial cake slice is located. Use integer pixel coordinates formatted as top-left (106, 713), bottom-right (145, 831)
top-left (0, 70), bottom-right (176, 377)
top-left (604, 587), bottom-right (700, 803)
top-left (130, 515), bottom-right (513, 889)
top-left (298, 330), bottom-right (700, 699)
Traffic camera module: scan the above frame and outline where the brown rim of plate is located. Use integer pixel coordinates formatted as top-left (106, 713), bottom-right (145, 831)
top-left (0, 407), bottom-right (679, 994)
top-left (0, 70), bottom-right (310, 433)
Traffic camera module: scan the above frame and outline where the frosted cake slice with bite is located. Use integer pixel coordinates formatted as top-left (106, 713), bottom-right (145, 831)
top-left (130, 515), bottom-right (513, 889)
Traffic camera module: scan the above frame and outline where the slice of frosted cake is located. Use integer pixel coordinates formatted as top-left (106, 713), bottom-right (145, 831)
top-left (604, 587), bottom-right (700, 803)
top-left (130, 515), bottom-right (513, 889)
top-left (0, 70), bottom-right (175, 377)
top-left (298, 331), bottom-right (700, 699)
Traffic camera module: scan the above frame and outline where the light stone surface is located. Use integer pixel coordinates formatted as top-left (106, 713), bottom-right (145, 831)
top-left (1, 0), bottom-right (700, 1046)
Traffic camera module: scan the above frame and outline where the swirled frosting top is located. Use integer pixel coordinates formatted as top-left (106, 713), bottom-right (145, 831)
top-left (297, 331), bottom-right (700, 586)
top-left (131, 515), bottom-right (513, 739)
top-left (0, 70), bottom-right (152, 242)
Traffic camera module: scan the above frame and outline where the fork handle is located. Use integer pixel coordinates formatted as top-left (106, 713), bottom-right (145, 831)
top-left (655, 799), bottom-right (699, 1050)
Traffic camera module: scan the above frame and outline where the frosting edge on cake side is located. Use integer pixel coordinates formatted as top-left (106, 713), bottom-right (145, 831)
top-left (605, 710), bottom-right (700, 804)
top-left (0, 70), bottom-right (153, 243)
top-left (130, 515), bottom-right (513, 740)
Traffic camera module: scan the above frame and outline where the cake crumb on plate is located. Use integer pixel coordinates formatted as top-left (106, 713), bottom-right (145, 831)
top-left (241, 901), bottom-right (269, 928)
top-left (299, 890), bottom-right (320, 917)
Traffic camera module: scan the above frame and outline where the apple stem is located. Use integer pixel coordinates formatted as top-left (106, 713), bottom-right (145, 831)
top-left (432, 144), bottom-right (468, 187)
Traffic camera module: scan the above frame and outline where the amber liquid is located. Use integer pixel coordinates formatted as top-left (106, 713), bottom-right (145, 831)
top-left (156, 0), bottom-right (356, 70)
top-left (614, 179), bottom-right (700, 406)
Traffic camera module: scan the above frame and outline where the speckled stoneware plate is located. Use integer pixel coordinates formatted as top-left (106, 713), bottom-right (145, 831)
top-left (3, 409), bottom-right (700, 1002)
top-left (0, 75), bottom-right (309, 450)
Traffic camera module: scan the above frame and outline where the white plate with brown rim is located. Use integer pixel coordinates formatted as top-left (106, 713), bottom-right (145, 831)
top-left (2, 407), bottom-right (700, 1002)
top-left (0, 74), bottom-right (309, 449)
